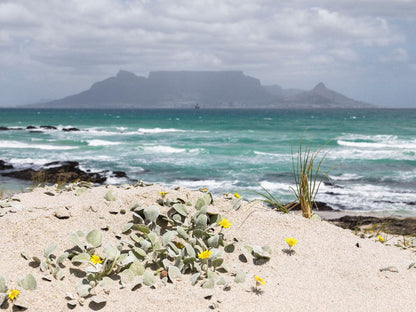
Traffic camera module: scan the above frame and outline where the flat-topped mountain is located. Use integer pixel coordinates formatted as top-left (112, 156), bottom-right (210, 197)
top-left (34, 70), bottom-right (375, 109)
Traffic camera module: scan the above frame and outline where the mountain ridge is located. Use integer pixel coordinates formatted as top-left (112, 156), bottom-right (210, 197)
top-left (33, 70), bottom-right (376, 109)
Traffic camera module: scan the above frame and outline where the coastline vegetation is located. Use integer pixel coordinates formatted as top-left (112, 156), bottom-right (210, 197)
top-left (254, 134), bottom-right (332, 218)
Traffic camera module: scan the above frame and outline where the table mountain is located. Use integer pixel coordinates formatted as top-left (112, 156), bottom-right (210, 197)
top-left (33, 70), bottom-right (375, 109)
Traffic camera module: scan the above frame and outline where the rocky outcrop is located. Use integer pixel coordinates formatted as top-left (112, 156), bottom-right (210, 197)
top-left (0, 160), bottom-right (13, 170)
top-left (0, 161), bottom-right (127, 184)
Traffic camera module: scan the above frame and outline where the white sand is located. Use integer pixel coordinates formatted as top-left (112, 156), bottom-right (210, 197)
top-left (0, 184), bottom-right (415, 311)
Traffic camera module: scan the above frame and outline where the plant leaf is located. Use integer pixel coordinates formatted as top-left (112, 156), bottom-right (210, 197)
top-left (19, 274), bottom-right (37, 290)
top-left (143, 271), bottom-right (156, 286)
top-left (172, 204), bottom-right (188, 216)
top-left (71, 253), bottom-right (91, 264)
top-left (168, 266), bottom-right (182, 281)
top-left (44, 244), bottom-right (58, 258)
top-left (86, 229), bottom-right (103, 248)
top-left (0, 275), bottom-right (7, 293)
top-left (143, 206), bottom-right (160, 223)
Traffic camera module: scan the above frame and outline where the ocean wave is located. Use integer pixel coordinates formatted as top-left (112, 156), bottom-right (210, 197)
top-left (319, 183), bottom-right (416, 213)
top-left (328, 173), bottom-right (363, 181)
top-left (327, 149), bottom-right (416, 161)
top-left (87, 140), bottom-right (121, 147)
top-left (140, 145), bottom-right (201, 154)
top-left (254, 151), bottom-right (280, 157)
top-left (137, 128), bottom-right (186, 134)
top-left (0, 140), bottom-right (78, 150)
top-left (338, 134), bottom-right (416, 149)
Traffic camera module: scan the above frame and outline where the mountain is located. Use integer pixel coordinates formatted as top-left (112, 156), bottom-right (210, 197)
top-left (34, 70), bottom-right (375, 109)
top-left (279, 82), bottom-right (374, 108)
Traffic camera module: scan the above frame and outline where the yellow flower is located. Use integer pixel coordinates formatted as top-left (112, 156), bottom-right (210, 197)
top-left (198, 249), bottom-right (212, 260)
top-left (219, 218), bottom-right (232, 229)
top-left (90, 254), bottom-right (103, 265)
top-left (201, 188), bottom-right (209, 192)
top-left (254, 275), bottom-right (266, 285)
top-left (175, 241), bottom-right (185, 249)
top-left (285, 237), bottom-right (298, 247)
top-left (8, 289), bottom-right (20, 301)
top-left (159, 191), bottom-right (168, 198)
top-left (378, 235), bottom-right (385, 243)
top-left (235, 192), bottom-right (241, 198)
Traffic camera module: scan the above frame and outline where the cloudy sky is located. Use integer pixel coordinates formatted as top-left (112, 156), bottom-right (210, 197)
top-left (1, 0), bottom-right (415, 107)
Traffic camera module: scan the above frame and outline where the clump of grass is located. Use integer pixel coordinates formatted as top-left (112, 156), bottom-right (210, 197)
top-left (253, 133), bottom-right (332, 218)
top-left (250, 184), bottom-right (296, 214)
top-left (290, 135), bottom-right (332, 219)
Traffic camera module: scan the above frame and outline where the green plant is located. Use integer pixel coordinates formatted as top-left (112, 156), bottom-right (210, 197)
top-left (290, 135), bottom-right (332, 218)
top-left (250, 183), bottom-right (296, 214)
top-left (0, 274), bottom-right (37, 309)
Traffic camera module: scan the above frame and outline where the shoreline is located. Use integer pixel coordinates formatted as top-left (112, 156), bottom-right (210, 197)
top-left (2, 176), bottom-right (416, 236)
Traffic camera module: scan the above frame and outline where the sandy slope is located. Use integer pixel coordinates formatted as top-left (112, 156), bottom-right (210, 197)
top-left (0, 184), bottom-right (415, 312)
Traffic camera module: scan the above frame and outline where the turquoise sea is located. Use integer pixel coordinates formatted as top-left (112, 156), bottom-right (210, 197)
top-left (0, 108), bottom-right (415, 216)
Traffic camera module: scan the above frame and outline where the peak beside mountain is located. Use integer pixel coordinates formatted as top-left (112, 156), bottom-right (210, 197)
top-left (33, 70), bottom-right (376, 109)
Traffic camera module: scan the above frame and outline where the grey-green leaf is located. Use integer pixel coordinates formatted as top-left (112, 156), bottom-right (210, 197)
top-left (122, 223), bottom-right (134, 233)
top-left (202, 277), bottom-right (215, 289)
top-left (168, 266), bottom-right (182, 281)
top-left (162, 231), bottom-right (178, 246)
top-left (195, 214), bottom-right (208, 229)
top-left (104, 190), bottom-right (117, 201)
top-left (44, 244), bottom-right (58, 258)
top-left (185, 243), bottom-right (196, 258)
top-left (172, 204), bottom-right (188, 216)
top-left (207, 235), bottom-right (220, 248)
top-left (133, 247), bottom-right (147, 258)
top-left (232, 198), bottom-right (242, 210)
top-left (77, 284), bottom-right (92, 298)
top-left (190, 272), bottom-right (200, 286)
top-left (129, 261), bottom-right (145, 276)
top-left (102, 244), bottom-right (119, 261)
top-left (86, 229), bottom-right (103, 248)
top-left (234, 271), bottom-right (246, 283)
top-left (195, 198), bottom-right (205, 210)
top-left (100, 277), bottom-right (113, 290)
top-left (19, 274), bottom-right (37, 290)
top-left (120, 269), bottom-right (135, 285)
top-left (177, 226), bottom-right (189, 240)
top-left (57, 252), bottom-right (69, 264)
top-left (143, 205), bottom-right (160, 223)
top-left (143, 271), bottom-right (156, 286)
top-left (71, 253), bottom-right (91, 264)
top-left (69, 233), bottom-right (84, 251)
top-left (212, 258), bottom-right (224, 268)
top-left (0, 275), bottom-right (7, 292)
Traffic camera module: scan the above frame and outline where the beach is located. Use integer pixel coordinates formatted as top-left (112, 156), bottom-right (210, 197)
top-left (1, 183), bottom-right (415, 311)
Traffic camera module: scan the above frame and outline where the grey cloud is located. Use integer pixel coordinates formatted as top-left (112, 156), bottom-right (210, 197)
top-left (0, 0), bottom-right (414, 107)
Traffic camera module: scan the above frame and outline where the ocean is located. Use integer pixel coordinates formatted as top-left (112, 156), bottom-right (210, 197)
top-left (0, 108), bottom-right (415, 216)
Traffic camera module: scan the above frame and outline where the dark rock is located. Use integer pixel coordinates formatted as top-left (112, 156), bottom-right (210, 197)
top-left (0, 127), bottom-right (22, 130)
top-left (62, 127), bottom-right (80, 132)
top-left (29, 130), bottom-right (43, 133)
top-left (328, 215), bottom-right (416, 236)
top-left (112, 171), bottom-right (127, 178)
top-left (40, 125), bottom-right (58, 130)
top-left (26, 126), bottom-right (37, 129)
top-left (0, 160), bottom-right (13, 170)
top-left (2, 161), bottom-right (106, 184)
top-left (290, 201), bottom-right (334, 211)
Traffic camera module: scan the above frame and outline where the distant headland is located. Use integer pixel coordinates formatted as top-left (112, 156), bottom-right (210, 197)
top-left (30, 70), bottom-right (376, 109)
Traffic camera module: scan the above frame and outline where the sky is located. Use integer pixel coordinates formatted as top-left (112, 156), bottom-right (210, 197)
top-left (0, 0), bottom-right (415, 108)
